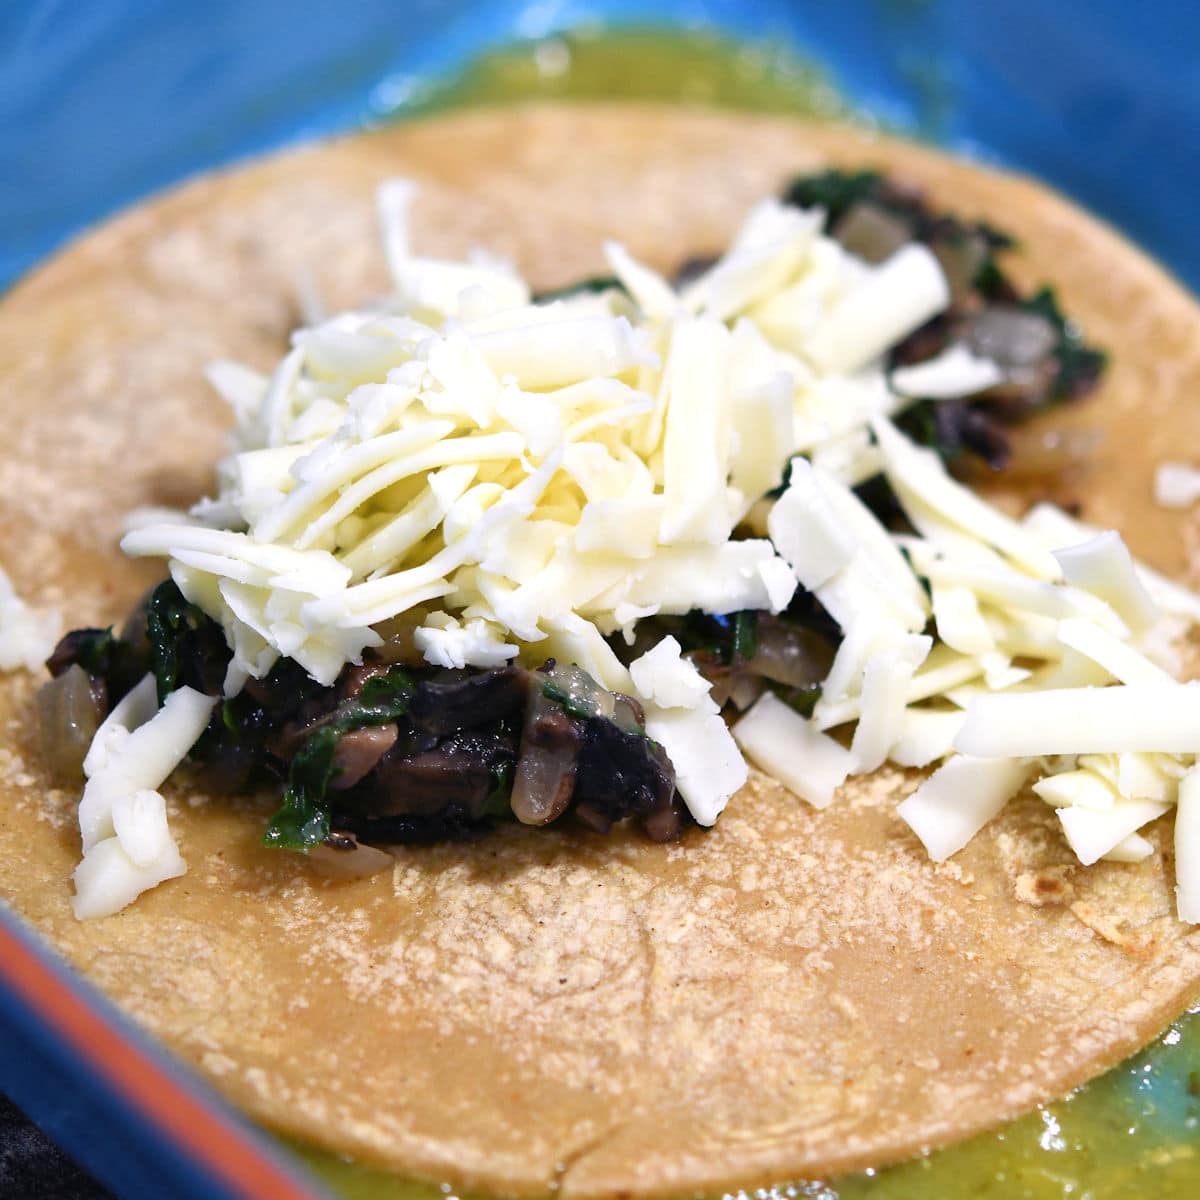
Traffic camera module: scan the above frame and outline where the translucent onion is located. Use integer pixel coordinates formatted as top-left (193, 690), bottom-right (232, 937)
top-left (832, 203), bottom-right (912, 265)
top-left (747, 618), bottom-right (835, 688)
top-left (510, 682), bottom-right (580, 825)
top-left (308, 834), bottom-right (394, 879)
top-left (966, 307), bottom-right (1057, 368)
top-left (36, 664), bottom-right (103, 783)
top-left (932, 232), bottom-right (989, 303)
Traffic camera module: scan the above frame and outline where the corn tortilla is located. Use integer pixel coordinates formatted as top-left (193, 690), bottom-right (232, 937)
top-left (1, 106), bottom-right (1200, 1197)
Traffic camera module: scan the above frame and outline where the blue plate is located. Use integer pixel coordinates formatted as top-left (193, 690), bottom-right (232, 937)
top-left (0, 3), bottom-right (1196, 1196)
top-left (1, 1), bottom-right (1196, 293)
top-left (0, 905), bottom-right (327, 1199)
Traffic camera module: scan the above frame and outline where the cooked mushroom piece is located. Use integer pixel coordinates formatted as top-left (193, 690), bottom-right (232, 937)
top-left (330, 725), bottom-right (399, 790)
top-left (369, 731), bottom-right (516, 818)
top-left (409, 666), bottom-right (529, 736)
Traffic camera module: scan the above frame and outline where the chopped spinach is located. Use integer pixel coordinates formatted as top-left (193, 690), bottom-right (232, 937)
top-left (262, 667), bottom-right (415, 851)
top-left (481, 760), bottom-right (515, 819)
top-left (145, 580), bottom-right (230, 703)
top-left (783, 685), bottom-right (822, 719)
top-left (731, 610), bottom-right (758, 664)
top-left (1020, 286), bottom-right (1109, 401)
top-left (781, 169), bottom-right (889, 226)
top-left (541, 679), bottom-right (600, 722)
top-left (45, 626), bottom-right (144, 702)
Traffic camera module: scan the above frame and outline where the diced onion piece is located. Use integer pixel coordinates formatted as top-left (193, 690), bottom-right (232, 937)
top-left (1059, 799), bottom-right (1171, 866)
top-left (806, 244), bottom-right (950, 375)
top-left (511, 684), bottom-right (579, 826)
top-left (308, 838), bottom-right (395, 880)
top-left (956, 685), bottom-right (1200, 758)
top-left (645, 704), bottom-right (746, 826)
top-left (746, 618), bottom-right (832, 688)
top-left (897, 756), bottom-right (1032, 861)
top-left (36, 665), bottom-right (103, 783)
top-left (733, 692), bottom-right (852, 810)
top-left (1175, 768), bottom-right (1200, 922)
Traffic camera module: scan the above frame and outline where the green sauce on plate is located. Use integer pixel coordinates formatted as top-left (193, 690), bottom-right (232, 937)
top-left (287, 28), bottom-right (1200, 1198)
top-left (374, 27), bottom-right (857, 124)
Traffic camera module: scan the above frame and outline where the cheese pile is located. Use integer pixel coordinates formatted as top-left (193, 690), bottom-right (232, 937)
top-left (120, 183), bottom-right (954, 835)
top-left (733, 427), bottom-right (1200, 922)
top-left (77, 179), bottom-right (1199, 921)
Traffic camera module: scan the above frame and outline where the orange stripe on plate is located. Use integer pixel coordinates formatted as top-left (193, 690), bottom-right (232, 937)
top-left (0, 918), bottom-right (317, 1200)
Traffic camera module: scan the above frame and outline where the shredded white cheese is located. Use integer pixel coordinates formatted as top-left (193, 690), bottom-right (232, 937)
top-left (889, 343), bottom-right (1004, 400)
top-left (72, 677), bottom-right (215, 920)
top-left (0, 565), bottom-right (61, 673)
top-left (1175, 768), bottom-right (1200, 922)
top-left (898, 757), bottom-right (1033, 862)
top-left (733, 692), bottom-right (852, 810)
top-left (39, 177), bottom-right (1200, 921)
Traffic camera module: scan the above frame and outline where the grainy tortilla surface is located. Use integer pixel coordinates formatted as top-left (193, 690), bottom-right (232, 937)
top-left (1, 107), bottom-right (1200, 1197)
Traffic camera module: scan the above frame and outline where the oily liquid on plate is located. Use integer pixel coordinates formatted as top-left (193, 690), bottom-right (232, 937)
top-left (292, 1005), bottom-right (1200, 1200)
top-left (294, 28), bottom-right (1200, 1200)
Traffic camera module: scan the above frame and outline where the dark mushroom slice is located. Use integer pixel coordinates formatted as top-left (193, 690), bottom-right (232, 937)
top-left (572, 715), bottom-right (677, 836)
top-left (331, 802), bottom-right (493, 846)
top-left (409, 665), bottom-right (529, 736)
top-left (364, 730), bottom-right (517, 820)
top-left (330, 724), bottom-right (399, 791)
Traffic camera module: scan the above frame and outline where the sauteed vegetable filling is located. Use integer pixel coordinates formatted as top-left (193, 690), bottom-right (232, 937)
top-left (28, 170), bottom-right (1200, 923)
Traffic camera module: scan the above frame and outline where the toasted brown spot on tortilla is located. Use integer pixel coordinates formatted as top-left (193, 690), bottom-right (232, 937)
top-left (2, 106), bottom-right (1200, 1197)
